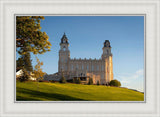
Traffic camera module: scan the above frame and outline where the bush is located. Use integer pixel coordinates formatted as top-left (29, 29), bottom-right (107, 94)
top-left (76, 78), bottom-right (81, 84)
top-left (88, 78), bottom-right (93, 85)
top-left (72, 78), bottom-right (76, 83)
top-left (97, 80), bottom-right (100, 85)
top-left (60, 76), bottom-right (66, 83)
top-left (109, 80), bottom-right (121, 87)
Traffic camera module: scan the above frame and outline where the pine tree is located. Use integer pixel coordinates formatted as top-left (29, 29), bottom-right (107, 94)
top-left (77, 78), bottom-right (81, 84)
top-left (60, 72), bottom-right (66, 83)
top-left (72, 78), bottom-right (76, 83)
top-left (16, 57), bottom-right (24, 70)
top-left (88, 78), bottom-right (93, 85)
top-left (97, 80), bottom-right (100, 85)
top-left (22, 52), bottom-right (33, 72)
top-left (60, 76), bottom-right (66, 83)
top-left (16, 52), bottom-right (33, 72)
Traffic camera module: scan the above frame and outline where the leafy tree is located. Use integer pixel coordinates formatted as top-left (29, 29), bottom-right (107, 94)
top-left (33, 57), bottom-right (45, 81)
top-left (88, 78), bottom-right (93, 85)
top-left (109, 80), bottom-right (121, 87)
top-left (16, 16), bottom-right (51, 55)
top-left (97, 80), bottom-right (100, 85)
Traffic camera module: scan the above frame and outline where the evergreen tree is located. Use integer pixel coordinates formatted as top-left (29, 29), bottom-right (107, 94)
top-left (16, 57), bottom-right (24, 70)
top-left (60, 72), bottom-right (66, 83)
top-left (72, 78), bottom-right (76, 83)
top-left (77, 78), bottom-right (81, 84)
top-left (88, 78), bottom-right (93, 85)
top-left (97, 80), bottom-right (100, 85)
top-left (22, 52), bottom-right (33, 72)
top-left (16, 52), bottom-right (33, 72)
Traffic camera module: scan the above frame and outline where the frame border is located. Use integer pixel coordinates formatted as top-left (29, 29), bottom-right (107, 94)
top-left (0, 0), bottom-right (159, 117)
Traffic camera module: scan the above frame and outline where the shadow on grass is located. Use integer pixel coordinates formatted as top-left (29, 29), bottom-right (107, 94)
top-left (16, 87), bottom-right (86, 101)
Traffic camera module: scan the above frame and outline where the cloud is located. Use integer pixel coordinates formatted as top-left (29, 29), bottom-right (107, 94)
top-left (115, 69), bottom-right (144, 92)
top-left (130, 69), bottom-right (143, 79)
top-left (115, 69), bottom-right (143, 80)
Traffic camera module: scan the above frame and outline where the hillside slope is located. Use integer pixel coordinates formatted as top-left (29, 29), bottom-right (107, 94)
top-left (16, 82), bottom-right (144, 101)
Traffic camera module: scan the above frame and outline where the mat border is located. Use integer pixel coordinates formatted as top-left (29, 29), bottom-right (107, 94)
top-left (14, 14), bottom-right (146, 103)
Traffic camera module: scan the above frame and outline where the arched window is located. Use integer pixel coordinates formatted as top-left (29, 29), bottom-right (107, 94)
top-left (102, 65), bottom-right (104, 71)
top-left (97, 65), bottom-right (99, 71)
top-left (92, 65), bottom-right (94, 71)
top-left (82, 64), bottom-right (84, 70)
top-left (76, 64), bottom-right (79, 69)
top-left (71, 64), bottom-right (73, 71)
top-left (63, 46), bottom-right (66, 51)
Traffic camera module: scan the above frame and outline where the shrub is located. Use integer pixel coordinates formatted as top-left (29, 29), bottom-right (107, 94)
top-left (109, 80), bottom-right (121, 87)
top-left (97, 80), bottom-right (100, 85)
top-left (60, 76), bottom-right (66, 83)
top-left (72, 78), bottom-right (76, 83)
top-left (76, 78), bottom-right (81, 84)
top-left (88, 78), bottom-right (93, 85)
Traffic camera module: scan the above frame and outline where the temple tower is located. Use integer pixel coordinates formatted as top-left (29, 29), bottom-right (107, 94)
top-left (58, 33), bottom-right (70, 72)
top-left (101, 40), bottom-right (113, 84)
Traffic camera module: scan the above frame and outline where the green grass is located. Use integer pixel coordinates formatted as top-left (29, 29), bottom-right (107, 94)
top-left (16, 81), bottom-right (144, 101)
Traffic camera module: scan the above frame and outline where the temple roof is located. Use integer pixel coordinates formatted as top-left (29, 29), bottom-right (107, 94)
top-left (61, 33), bottom-right (69, 44)
top-left (104, 40), bottom-right (111, 47)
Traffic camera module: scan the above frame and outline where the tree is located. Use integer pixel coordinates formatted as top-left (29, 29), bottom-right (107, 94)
top-left (76, 78), bottom-right (81, 84)
top-left (72, 78), bottom-right (76, 83)
top-left (33, 57), bottom-right (45, 81)
top-left (97, 80), bottom-right (100, 85)
top-left (16, 52), bottom-right (33, 72)
top-left (60, 76), bottom-right (66, 83)
top-left (59, 71), bottom-right (66, 83)
top-left (22, 52), bottom-right (33, 72)
top-left (18, 68), bottom-right (30, 82)
top-left (16, 57), bottom-right (24, 70)
top-left (109, 80), bottom-right (121, 87)
top-left (16, 16), bottom-right (51, 55)
top-left (88, 78), bottom-right (93, 85)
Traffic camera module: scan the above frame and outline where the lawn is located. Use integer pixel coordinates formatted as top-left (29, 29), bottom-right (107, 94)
top-left (16, 81), bottom-right (144, 101)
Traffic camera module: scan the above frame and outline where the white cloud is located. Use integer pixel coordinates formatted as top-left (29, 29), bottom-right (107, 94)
top-left (115, 69), bottom-right (144, 92)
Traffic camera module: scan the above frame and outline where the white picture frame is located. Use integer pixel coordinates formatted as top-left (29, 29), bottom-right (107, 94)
top-left (0, 0), bottom-right (160, 117)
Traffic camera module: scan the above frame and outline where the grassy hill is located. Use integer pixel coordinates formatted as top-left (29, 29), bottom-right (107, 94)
top-left (16, 81), bottom-right (144, 101)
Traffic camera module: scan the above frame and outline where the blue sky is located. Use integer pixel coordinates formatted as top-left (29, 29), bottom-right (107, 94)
top-left (17, 16), bottom-right (144, 92)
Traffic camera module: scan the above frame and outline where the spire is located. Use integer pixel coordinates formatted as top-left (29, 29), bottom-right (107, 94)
top-left (61, 33), bottom-right (69, 44)
top-left (104, 40), bottom-right (111, 48)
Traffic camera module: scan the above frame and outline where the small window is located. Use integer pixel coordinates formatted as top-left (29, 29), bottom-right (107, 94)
top-left (63, 47), bottom-right (66, 51)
